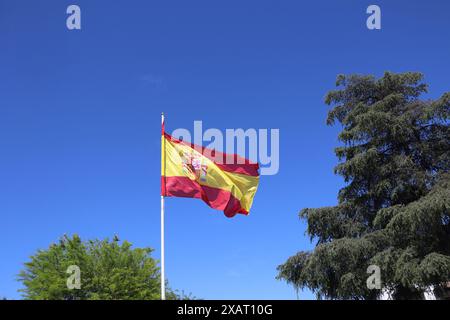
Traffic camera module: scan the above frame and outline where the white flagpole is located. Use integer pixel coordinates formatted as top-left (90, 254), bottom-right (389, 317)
top-left (161, 112), bottom-right (166, 300)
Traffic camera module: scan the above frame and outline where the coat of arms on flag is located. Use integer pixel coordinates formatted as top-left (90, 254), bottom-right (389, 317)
top-left (180, 151), bottom-right (208, 182)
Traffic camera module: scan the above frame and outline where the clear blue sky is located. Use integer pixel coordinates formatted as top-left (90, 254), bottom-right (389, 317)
top-left (1, 0), bottom-right (449, 299)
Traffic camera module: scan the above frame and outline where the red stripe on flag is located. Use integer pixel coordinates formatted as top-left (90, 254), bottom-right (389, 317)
top-left (161, 176), bottom-right (248, 218)
top-left (164, 133), bottom-right (259, 177)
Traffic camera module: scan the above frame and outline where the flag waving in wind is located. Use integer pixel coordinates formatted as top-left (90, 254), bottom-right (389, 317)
top-left (161, 118), bottom-right (260, 218)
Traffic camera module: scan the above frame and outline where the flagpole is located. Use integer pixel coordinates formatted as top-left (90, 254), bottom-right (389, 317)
top-left (161, 112), bottom-right (166, 300)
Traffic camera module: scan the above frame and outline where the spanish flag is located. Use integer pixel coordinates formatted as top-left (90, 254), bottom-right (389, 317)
top-left (161, 119), bottom-right (259, 218)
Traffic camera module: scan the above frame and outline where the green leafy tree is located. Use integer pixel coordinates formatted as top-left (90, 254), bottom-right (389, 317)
top-left (278, 72), bottom-right (450, 299)
top-left (18, 234), bottom-right (190, 300)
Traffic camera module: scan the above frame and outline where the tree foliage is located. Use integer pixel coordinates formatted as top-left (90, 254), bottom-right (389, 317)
top-left (18, 234), bottom-right (190, 300)
top-left (278, 72), bottom-right (450, 299)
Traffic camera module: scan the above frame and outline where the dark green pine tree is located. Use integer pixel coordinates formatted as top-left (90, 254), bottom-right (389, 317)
top-left (278, 72), bottom-right (450, 300)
